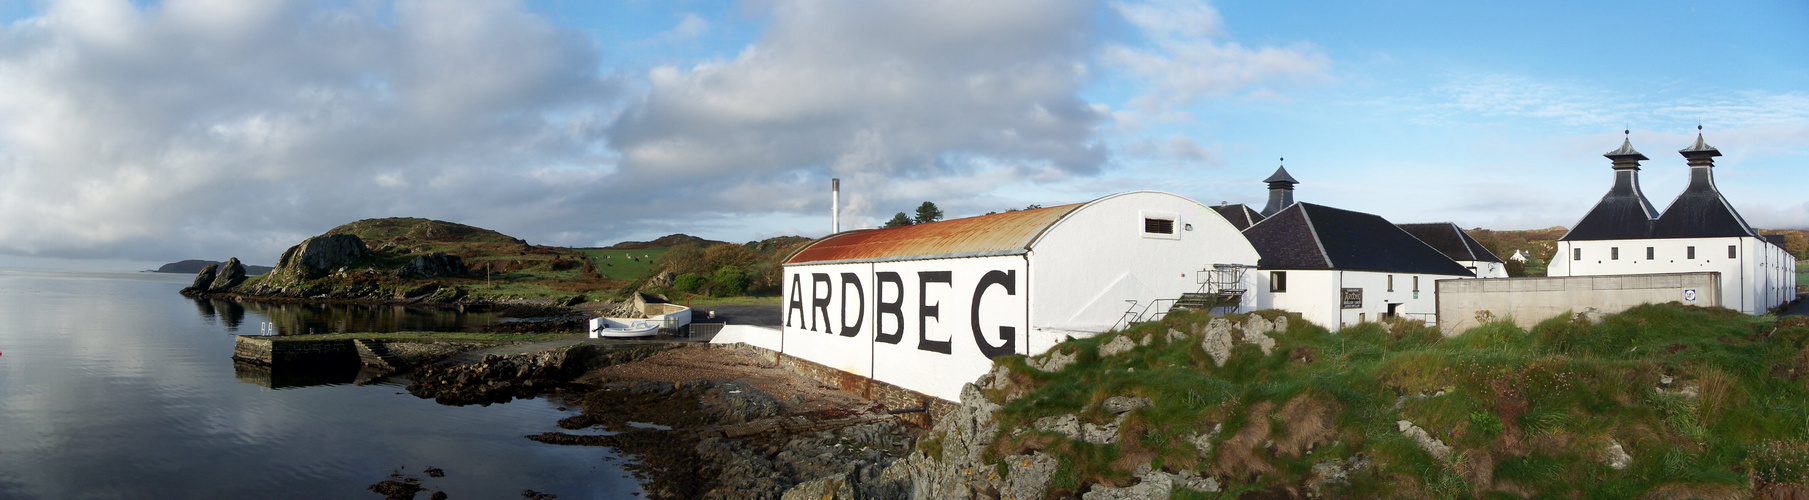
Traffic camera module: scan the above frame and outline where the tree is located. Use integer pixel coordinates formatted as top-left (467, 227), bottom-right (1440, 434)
top-left (883, 212), bottom-right (914, 228)
top-left (713, 266), bottom-right (749, 297)
top-left (702, 243), bottom-right (756, 272)
top-left (1785, 233), bottom-right (1808, 260)
top-left (913, 201), bottom-right (944, 224)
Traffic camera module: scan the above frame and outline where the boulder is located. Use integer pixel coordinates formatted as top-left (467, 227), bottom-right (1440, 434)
top-left (183, 264), bottom-right (219, 295)
top-left (400, 252), bottom-right (467, 278)
top-left (208, 257), bottom-right (247, 292)
top-left (274, 234), bottom-right (370, 280)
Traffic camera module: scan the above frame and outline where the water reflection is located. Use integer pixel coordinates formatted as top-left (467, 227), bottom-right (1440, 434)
top-left (194, 299), bottom-right (498, 335)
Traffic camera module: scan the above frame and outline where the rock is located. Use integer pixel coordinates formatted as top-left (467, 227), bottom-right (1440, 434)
top-left (1396, 420), bottom-right (1451, 459)
top-left (1000, 454), bottom-right (1058, 500)
top-left (1082, 472), bottom-right (1171, 500)
top-left (650, 270), bottom-right (676, 287)
top-left (1029, 348), bottom-right (1077, 372)
top-left (209, 257), bottom-right (247, 292)
top-left (182, 264), bottom-right (219, 296)
top-left (707, 380), bottom-right (783, 424)
top-left (977, 365), bottom-right (1012, 391)
top-left (400, 252), bottom-right (467, 278)
top-left (1189, 423), bottom-right (1223, 459)
top-left (1271, 315), bottom-right (1288, 334)
top-left (274, 234), bottom-right (370, 280)
top-left (1166, 328), bottom-right (1188, 343)
top-left (1099, 335), bottom-right (1136, 357)
top-left (1308, 453), bottom-right (1369, 494)
top-left (782, 472), bottom-right (856, 500)
top-left (1248, 331), bottom-right (1276, 356)
top-left (1101, 396), bottom-right (1151, 415)
top-left (1200, 319), bottom-right (1235, 367)
top-left (1603, 440), bottom-right (1632, 470)
top-left (1244, 315), bottom-right (1273, 336)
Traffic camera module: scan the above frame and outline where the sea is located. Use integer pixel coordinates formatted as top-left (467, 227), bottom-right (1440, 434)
top-left (0, 268), bottom-right (642, 499)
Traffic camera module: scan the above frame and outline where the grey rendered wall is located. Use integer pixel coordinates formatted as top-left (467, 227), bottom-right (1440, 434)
top-left (1436, 272), bottom-right (1720, 335)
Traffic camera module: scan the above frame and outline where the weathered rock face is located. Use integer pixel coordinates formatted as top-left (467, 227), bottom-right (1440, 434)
top-left (181, 264), bottom-right (219, 296)
top-left (208, 257), bottom-right (247, 292)
top-left (399, 252), bottom-right (466, 278)
top-left (274, 234), bottom-right (370, 280)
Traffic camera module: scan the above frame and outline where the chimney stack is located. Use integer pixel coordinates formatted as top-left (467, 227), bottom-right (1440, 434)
top-left (831, 178), bottom-right (841, 234)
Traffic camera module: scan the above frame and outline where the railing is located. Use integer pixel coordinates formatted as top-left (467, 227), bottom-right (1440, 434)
top-left (1110, 298), bottom-right (1176, 332)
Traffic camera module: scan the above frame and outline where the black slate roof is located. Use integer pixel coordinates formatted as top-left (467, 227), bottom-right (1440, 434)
top-left (1211, 204), bottom-right (1266, 231)
top-left (1243, 203), bottom-right (1474, 276)
top-left (1560, 169), bottom-right (1661, 241)
top-left (1397, 223), bottom-right (1504, 263)
top-left (1650, 136), bottom-right (1757, 239)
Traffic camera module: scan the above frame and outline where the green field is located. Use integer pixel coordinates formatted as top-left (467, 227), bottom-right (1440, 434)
top-left (577, 247), bottom-right (670, 281)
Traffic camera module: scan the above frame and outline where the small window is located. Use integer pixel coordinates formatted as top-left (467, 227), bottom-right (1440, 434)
top-left (1728, 245), bottom-right (1737, 259)
top-left (1687, 246), bottom-right (1696, 259)
top-left (1387, 275), bottom-right (1395, 292)
top-left (1413, 276), bottom-right (1420, 292)
top-left (1611, 247), bottom-right (1619, 260)
top-left (1270, 271), bottom-right (1287, 293)
top-left (1573, 248), bottom-right (1582, 261)
top-left (1143, 217), bottom-right (1174, 234)
top-left (1646, 247), bottom-right (1654, 260)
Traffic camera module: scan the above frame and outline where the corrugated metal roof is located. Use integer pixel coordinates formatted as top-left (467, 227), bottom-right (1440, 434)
top-left (786, 204), bottom-right (1083, 265)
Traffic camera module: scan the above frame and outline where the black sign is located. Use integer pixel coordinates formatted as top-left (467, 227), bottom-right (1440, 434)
top-left (1341, 288), bottom-right (1362, 309)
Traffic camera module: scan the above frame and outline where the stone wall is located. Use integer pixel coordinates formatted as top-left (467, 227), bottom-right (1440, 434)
top-left (232, 336), bottom-right (356, 366)
top-left (1436, 272), bottom-right (1722, 335)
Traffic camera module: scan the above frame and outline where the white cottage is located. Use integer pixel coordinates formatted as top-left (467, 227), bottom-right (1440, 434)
top-left (1239, 167), bottom-right (1476, 329)
top-left (1548, 133), bottom-right (1797, 314)
top-left (1398, 223), bottom-right (1511, 278)
top-left (779, 191), bottom-right (1261, 401)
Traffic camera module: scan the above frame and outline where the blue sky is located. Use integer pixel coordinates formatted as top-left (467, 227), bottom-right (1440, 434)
top-left (0, 0), bottom-right (1803, 270)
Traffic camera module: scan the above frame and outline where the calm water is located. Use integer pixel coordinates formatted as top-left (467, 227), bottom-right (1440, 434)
top-left (0, 269), bottom-right (641, 499)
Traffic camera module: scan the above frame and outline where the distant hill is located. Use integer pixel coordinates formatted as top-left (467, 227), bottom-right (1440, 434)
top-left (608, 234), bottom-right (727, 250)
top-left (604, 233), bottom-right (723, 250)
top-left (155, 259), bottom-right (273, 275)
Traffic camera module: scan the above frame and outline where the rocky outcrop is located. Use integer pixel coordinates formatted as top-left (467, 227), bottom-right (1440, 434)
top-left (273, 234), bottom-right (371, 280)
top-left (209, 257), bottom-right (247, 292)
top-left (408, 342), bottom-right (677, 405)
top-left (399, 252), bottom-right (466, 278)
top-left (180, 264), bottom-right (219, 296)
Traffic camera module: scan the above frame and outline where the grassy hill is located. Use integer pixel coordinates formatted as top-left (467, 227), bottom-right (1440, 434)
top-left (970, 304), bottom-right (1809, 497)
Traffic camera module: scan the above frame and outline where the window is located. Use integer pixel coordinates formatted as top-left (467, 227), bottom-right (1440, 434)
top-left (1687, 246), bottom-right (1696, 259)
top-left (1611, 247), bottom-right (1619, 260)
top-left (1646, 247), bottom-right (1654, 260)
top-left (1270, 271), bottom-right (1287, 293)
top-left (1573, 248), bottom-right (1582, 261)
top-left (1729, 245), bottom-right (1737, 259)
top-left (1387, 275), bottom-right (1395, 292)
top-left (1413, 276), bottom-right (1420, 292)
top-left (1143, 217), bottom-right (1174, 234)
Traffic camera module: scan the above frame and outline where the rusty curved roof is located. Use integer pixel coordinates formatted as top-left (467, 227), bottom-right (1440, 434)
top-left (786, 204), bottom-right (1083, 265)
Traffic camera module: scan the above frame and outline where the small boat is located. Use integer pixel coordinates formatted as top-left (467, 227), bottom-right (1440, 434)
top-left (593, 321), bottom-right (659, 338)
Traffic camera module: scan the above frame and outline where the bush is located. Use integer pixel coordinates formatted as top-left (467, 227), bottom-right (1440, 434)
top-left (672, 273), bottom-right (706, 292)
top-left (713, 266), bottom-right (749, 296)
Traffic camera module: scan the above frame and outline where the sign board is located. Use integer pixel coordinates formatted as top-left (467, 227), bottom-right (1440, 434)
top-left (1341, 288), bottom-right (1362, 309)
top-left (1683, 289), bottom-right (1697, 302)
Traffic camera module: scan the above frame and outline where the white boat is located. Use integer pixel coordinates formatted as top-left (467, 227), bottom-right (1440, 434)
top-left (593, 321), bottom-right (659, 338)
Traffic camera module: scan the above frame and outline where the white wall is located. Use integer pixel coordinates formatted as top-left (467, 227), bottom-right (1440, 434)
top-left (1460, 260), bottom-right (1510, 278)
top-left (1026, 191), bottom-right (1260, 349)
top-left (1552, 237), bottom-right (1795, 314)
top-left (780, 255), bottom-right (1030, 401)
top-left (1254, 269), bottom-right (1455, 330)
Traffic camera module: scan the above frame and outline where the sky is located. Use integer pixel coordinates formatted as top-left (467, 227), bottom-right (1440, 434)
top-left (0, 0), bottom-right (1804, 271)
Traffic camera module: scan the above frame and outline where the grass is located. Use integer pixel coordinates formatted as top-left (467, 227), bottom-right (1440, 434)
top-left (576, 247), bottom-right (671, 281)
top-left (979, 305), bottom-right (1809, 497)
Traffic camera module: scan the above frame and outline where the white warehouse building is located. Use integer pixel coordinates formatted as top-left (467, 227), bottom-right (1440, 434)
top-left (778, 191), bottom-right (1261, 401)
top-left (1548, 133), bottom-right (1797, 314)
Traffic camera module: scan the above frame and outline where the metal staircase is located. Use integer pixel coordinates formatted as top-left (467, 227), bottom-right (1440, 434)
top-left (1109, 264), bottom-right (1253, 331)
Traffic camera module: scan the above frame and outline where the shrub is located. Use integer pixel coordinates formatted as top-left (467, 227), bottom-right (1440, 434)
top-left (713, 266), bottom-right (749, 296)
top-left (672, 273), bottom-right (706, 292)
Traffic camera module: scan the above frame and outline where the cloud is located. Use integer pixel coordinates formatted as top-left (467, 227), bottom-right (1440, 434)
top-left (606, 0), bottom-right (1107, 225)
top-left (1102, 0), bottom-right (1330, 113)
top-left (0, 0), bottom-right (621, 262)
